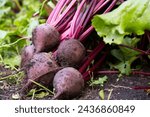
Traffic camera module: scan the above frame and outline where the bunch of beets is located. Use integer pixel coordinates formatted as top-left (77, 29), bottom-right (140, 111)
top-left (20, 0), bottom-right (124, 99)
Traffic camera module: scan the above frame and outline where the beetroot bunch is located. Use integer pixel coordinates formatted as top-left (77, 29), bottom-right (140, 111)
top-left (20, 0), bottom-right (122, 99)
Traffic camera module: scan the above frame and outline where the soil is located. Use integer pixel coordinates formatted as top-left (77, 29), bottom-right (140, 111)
top-left (78, 74), bottom-right (150, 100)
top-left (0, 65), bottom-right (150, 100)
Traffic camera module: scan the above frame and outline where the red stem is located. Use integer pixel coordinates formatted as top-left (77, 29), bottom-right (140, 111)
top-left (56, 9), bottom-right (75, 32)
top-left (46, 0), bottom-right (62, 23)
top-left (132, 71), bottom-right (150, 76)
top-left (133, 86), bottom-right (150, 90)
top-left (93, 0), bottom-right (110, 15)
top-left (70, 0), bottom-right (86, 37)
top-left (104, 0), bottom-right (117, 13)
top-left (119, 0), bottom-right (125, 3)
top-left (94, 0), bottom-right (105, 14)
top-left (83, 0), bottom-right (97, 28)
top-left (83, 51), bottom-right (108, 81)
top-left (79, 26), bottom-right (94, 42)
top-left (52, 0), bottom-right (77, 27)
top-left (72, 26), bottom-right (83, 39)
top-left (97, 70), bottom-right (119, 74)
top-left (50, 0), bottom-right (66, 23)
top-left (146, 31), bottom-right (150, 43)
top-left (80, 0), bottom-right (118, 42)
top-left (47, 0), bottom-right (65, 24)
top-left (60, 28), bottom-right (71, 40)
top-left (119, 44), bottom-right (150, 55)
top-left (79, 41), bottom-right (105, 73)
top-left (97, 70), bottom-right (150, 76)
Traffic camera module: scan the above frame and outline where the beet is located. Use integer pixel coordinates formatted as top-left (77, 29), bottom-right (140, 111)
top-left (32, 23), bottom-right (60, 53)
top-left (20, 44), bottom-right (35, 68)
top-left (53, 67), bottom-right (84, 99)
top-left (56, 39), bottom-right (86, 67)
top-left (21, 52), bottom-right (60, 93)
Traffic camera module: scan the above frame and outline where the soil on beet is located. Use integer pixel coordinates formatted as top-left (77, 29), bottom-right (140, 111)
top-left (0, 65), bottom-right (150, 100)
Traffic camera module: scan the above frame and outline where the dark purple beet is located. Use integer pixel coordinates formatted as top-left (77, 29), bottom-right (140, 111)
top-left (53, 67), bottom-right (84, 99)
top-left (56, 39), bottom-right (86, 67)
top-left (32, 23), bottom-right (60, 53)
top-left (21, 52), bottom-right (60, 93)
top-left (20, 44), bottom-right (35, 68)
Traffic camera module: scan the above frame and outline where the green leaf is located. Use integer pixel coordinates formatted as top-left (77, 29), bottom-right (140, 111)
top-left (0, 0), bottom-right (45, 69)
top-left (92, 0), bottom-right (150, 44)
top-left (29, 79), bottom-right (54, 95)
top-left (110, 37), bottom-right (140, 75)
top-left (27, 18), bottom-right (39, 37)
top-left (112, 57), bottom-right (137, 75)
top-left (0, 30), bottom-right (8, 39)
top-left (47, 1), bottom-right (55, 9)
top-left (120, 37), bottom-right (140, 59)
top-left (99, 90), bottom-right (105, 100)
top-left (122, 37), bottom-right (140, 47)
top-left (27, 89), bottom-right (36, 96)
top-left (3, 55), bottom-right (21, 68)
top-left (90, 76), bottom-right (108, 87)
top-left (0, 7), bottom-right (11, 18)
top-left (114, 61), bottom-right (131, 75)
top-left (34, 91), bottom-right (49, 99)
top-left (111, 43), bottom-right (139, 63)
top-left (27, 89), bottom-right (49, 99)
top-left (111, 49), bottom-right (125, 62)
top-left (0, 0), bottom-right (7, 7)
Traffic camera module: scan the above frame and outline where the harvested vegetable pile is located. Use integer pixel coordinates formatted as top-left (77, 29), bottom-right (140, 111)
top-left (19, 0), bottom-right (150, 99)
top-left (1, 0), bottom-right (150, 100)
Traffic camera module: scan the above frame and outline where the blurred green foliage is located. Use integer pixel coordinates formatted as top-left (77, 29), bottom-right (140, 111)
top-left (0, 0), bottom-right (48, 69)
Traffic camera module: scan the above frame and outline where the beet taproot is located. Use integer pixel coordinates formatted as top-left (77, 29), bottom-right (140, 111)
top-left (20, 44), bottom-right (35, 68)
top-left (21, 52), bottom-right (60, 93)
top-left (53, 67), bottom-right (84, 99)
top-left (32, 23), bottom-right (60, 53)
top-left (56, 39), bottom-right (86, 67)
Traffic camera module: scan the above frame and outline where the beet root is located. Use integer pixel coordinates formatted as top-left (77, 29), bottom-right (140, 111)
top-left (56, 39), bottom-right (86, 67)
top-left (21, 52), bottom-right (61, 93)
top-left (53, 67), bottom-right (84, 99)
top-left (32, 23), bottom-right (60, 53)
top-left (20, 45), bottom-right (35, 68)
